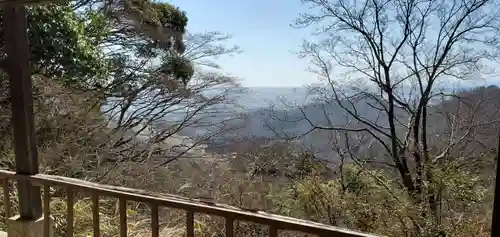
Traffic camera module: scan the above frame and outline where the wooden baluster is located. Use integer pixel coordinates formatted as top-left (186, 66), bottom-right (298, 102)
top-left (43, 185), bottom-right (50, 237)
top-left (186, 211), bottom-right (194, 237)
top-left (2, 179), bottom-right (10, 218)
top-left (119, 198), bottom-right (127, 237)
top-left (150, 203), bottom-right (159, 237)
top-left (92, 193), bottom-right (100, 237)
top-left (66, 189), bottom-right (74, 237)
top-left (225, 217), bottom-right (234, 237)
top-left (269, 225), bottom-right (278, 237)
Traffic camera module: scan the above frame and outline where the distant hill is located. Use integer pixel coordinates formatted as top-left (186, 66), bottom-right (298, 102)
top-left (195, 85), bottom-right (500, 159)
top-left (233, 87), bottom-right (314, 110)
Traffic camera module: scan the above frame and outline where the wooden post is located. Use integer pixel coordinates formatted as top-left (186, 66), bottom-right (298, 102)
top-left (492, 137), bottom-right (500, 237)
top-left (3, 5), bottom-right (42, 219)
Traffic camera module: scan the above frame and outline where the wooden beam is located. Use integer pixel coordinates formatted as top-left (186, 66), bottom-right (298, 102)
top-left (3, 5), bottom-right (42, 219)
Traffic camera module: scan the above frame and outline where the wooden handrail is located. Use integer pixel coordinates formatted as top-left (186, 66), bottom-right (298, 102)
top-left (0, 169), bottom-right (381, 237)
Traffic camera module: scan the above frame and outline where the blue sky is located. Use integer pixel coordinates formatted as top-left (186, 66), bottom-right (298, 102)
top-left (166, 0), bottom-right (317, 87)
top-left (165, 1), bottom-right (500, 89)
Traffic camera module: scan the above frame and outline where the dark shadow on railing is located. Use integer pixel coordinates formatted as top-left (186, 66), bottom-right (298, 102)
top-left (0, 169), bottom-right (381, 237)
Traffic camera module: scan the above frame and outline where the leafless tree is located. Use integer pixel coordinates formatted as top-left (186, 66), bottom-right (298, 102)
top-left (291, 0), bottom-right (500, 232)
top-left (97, 31), bottom-right (244, 168)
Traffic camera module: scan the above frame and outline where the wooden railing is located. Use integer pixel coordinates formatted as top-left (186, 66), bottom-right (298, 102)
top-left (0, 169), bottom-right (380, 237)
